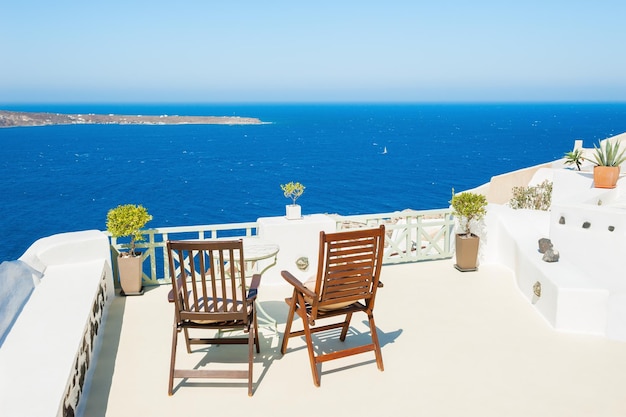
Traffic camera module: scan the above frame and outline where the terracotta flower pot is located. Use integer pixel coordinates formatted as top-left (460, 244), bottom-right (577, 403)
top-left (455, 233), bottom-right (480, 272)
top-left (593, 166), bottom-right (620, 189)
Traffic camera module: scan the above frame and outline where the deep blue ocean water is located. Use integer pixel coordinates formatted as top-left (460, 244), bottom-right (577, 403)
top-left (2, 102), bottom-right (626, 262)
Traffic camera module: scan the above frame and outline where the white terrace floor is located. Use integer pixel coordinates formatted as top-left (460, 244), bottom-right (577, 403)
top-left (83, 258), bottom-right (626, 417)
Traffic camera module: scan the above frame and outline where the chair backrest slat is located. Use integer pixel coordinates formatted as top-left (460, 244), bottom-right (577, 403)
top-left (167, 239), bottom-right (250, 324)
top-left (314, 226), bottom-right (385, 315)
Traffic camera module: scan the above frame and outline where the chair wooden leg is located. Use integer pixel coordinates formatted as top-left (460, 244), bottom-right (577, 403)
top-left (297, 300), bottom-right (321, 387)
top-left (248, 323), bottom-right (254, 397)
top-left (183, 327), bottom-right (192, 353)
top-left (339, 312), bottom-right (353, 341)
top-left (253, 303), bottom-right (260, 353)
top-left (368, 313), bottom-right (384, 371)
top-left (280, 291), bottom-right (297, 355)
top-left (168, 323), bottom-right (179, 396)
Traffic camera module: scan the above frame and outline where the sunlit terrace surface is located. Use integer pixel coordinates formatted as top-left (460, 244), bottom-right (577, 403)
top-left (84, 258), bottom-right (626, 417)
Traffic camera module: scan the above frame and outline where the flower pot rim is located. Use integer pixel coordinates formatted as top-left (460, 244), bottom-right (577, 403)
top-left (119, 251), bottom-right (142, 258)
top-left (456, 232), bottom-right (479, 238)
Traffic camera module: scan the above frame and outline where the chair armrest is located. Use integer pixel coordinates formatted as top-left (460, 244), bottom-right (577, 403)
top-left (247, 273), bottom-right (261, 300)
top-left (281, 270), bottom-right (317, 299)
top-left (167, 276), bottom-right (184, 303)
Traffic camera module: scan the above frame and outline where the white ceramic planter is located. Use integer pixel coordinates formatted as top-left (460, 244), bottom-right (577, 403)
top-left (285, 204), bottom-right (302, 220)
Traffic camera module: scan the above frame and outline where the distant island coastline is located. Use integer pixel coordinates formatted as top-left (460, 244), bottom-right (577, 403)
top-left (0, 110), bottom-right (264, 127)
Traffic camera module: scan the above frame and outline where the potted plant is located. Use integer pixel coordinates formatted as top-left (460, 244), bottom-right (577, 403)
top-left (564, 148), bottom-right (585, 171)
top-left (281, 181), bottom-right (305, 220)
top-left (450, 190), bottom-right (487, 271)
top-left (590, 140), bottom-right (626, 189)
top-left (106, 204), bottom-right (152, 295)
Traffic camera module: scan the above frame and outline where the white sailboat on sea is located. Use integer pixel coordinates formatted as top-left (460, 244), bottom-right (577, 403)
top-left (382, 146), bottom-right (387, 154)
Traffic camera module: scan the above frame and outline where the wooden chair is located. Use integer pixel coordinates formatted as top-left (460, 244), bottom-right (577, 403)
top-left (166, 239), bottom-right (260, 396)
top-left (280, 225), bottom-right (385, 386)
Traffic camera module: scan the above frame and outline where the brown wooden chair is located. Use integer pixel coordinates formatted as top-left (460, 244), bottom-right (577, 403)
top-left (280, 225), bottom-right (385, 386)
top-left (166, 239), bottom-right (260, 396)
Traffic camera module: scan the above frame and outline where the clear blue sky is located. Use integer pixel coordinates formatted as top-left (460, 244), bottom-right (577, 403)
top-left (1, 1), bottom-right (625, 103)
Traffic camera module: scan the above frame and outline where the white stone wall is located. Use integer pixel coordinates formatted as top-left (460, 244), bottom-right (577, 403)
top-left (483, 164), bottom-right (626, 341)
top-left (0, 230), bottom-right (114, 417)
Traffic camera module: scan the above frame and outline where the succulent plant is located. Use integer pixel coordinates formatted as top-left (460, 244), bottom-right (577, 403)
top-left (564, 148), bottom-right (585, 171)
top-left (590, 140), bottom-right (626, 167)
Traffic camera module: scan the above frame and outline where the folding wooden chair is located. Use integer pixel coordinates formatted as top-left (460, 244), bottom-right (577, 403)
top-left (280, 225), bottom-right (385, 386)
top-left (167, 239), bottom-right (260, 396)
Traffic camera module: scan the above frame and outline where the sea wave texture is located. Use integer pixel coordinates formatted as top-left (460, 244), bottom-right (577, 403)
top-left (1, 103), bottom-right (626, 261)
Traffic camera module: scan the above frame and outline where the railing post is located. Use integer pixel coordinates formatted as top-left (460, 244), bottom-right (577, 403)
top-left (148, 231), bottom-right (157, 284)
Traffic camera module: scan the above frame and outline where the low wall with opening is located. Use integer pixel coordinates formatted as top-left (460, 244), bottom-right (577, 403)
top-left (0, 230), bottom-right (114, 417)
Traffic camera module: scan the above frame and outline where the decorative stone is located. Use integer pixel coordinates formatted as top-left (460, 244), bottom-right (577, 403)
top-left (609, 225), bottom-right (615, 232)
top-left (296, 256), bottom-right (309, 271)
top-left (582, 221), bottom-right (591, 229)
top-left (542, 248), bottom-right (560, 262)
top-left (559, 216), bottom-right (565, 225)
top-left (538, 238), bottom-right (553, 254)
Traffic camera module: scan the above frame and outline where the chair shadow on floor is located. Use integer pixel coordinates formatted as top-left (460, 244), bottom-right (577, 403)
top-left (280, 323), bottom-right (403, 377)
top-left (283, 323), bottom-right (402, 352)
top-left (172, 322), bottom-right (402, 394)
top-left (169, 327), bottom-right (283, 395)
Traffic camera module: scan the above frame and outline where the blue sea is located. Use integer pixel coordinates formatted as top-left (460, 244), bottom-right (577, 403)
top-left (2, 103), bottom-right (626, 262)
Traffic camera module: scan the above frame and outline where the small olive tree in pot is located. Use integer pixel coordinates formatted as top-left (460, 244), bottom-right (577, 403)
top-left (450, 191), bottom-right (487, 271)
top-left (106, 204), bottom-right (152, 295)
top-left (281, 181), bottom-right (305, 219)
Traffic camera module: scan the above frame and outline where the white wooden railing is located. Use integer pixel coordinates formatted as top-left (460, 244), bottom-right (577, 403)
top-left (332, 208), bottom-right (454, 264)
top-left (108, 209), bottom-right (454, 286)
